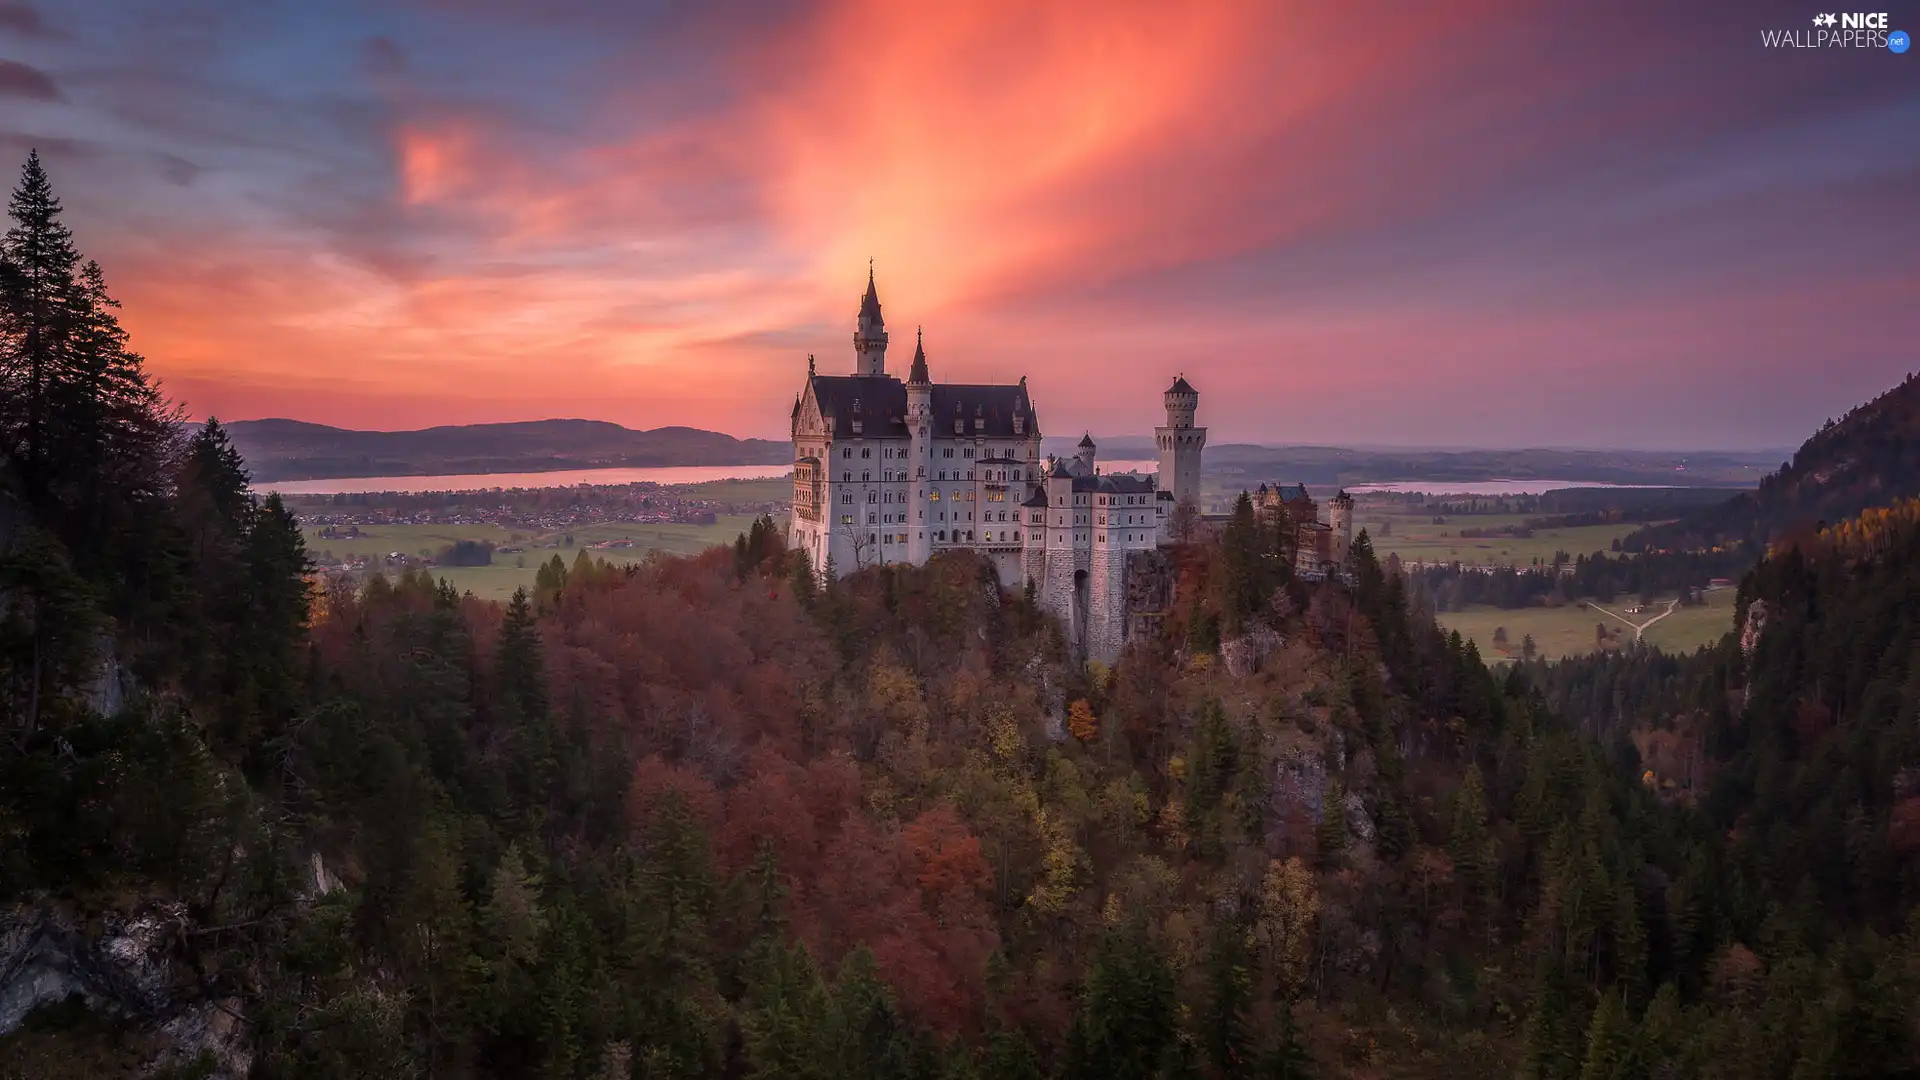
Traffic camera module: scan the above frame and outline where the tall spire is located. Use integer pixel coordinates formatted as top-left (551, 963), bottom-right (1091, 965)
top-left (860, 260), bottom-right (883, 323)
top-left (908, 326), bottom-right (929, 383)
top-left (854, 263), bottom-right (889, 375)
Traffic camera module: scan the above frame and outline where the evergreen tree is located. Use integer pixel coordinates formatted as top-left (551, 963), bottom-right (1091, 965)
top-left (0, 150), bottom-right (81, 493)
top-left (1067, 918), bottom-right (1180, 1080)
top-left (1198, 918), bottom-right (1255, 1078)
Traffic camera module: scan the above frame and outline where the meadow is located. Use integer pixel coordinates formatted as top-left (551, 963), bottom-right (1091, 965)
top-left (1437, 585), bottom-right (1736, 662)
top-left (1354, 503), bottom-right (1642, 567)
top-left (305, 515), bottom-right (759, 600)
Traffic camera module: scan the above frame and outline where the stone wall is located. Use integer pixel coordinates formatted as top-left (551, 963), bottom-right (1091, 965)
top-left (1085, 545), bottom-right (1128, 662)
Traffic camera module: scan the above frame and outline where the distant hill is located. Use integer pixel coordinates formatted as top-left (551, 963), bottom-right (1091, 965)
top-left (1626, 372), bottom-right (1920, 552)
top-left (223, 418), bottom-right (792, 482)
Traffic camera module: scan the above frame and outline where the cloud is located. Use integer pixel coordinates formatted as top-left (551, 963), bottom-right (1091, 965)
top-left (13, 0), bottom-right (1915, 448)
top-left (0, 2), bottom-right (53, 38)
top-left (0, 58), bottom-right (60, 100)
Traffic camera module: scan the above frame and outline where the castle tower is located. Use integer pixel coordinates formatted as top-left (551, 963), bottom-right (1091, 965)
top-left (1329, 490), bottom-right (1354, 565)
top-left (1155, 375), bottom-right (1206, 511)
top-left (906, 328), bottom-right (933, 564)
top-left (1075, 432), bottom-right (1097, 475)
top-left (854, 263), bottom-right (889, 376)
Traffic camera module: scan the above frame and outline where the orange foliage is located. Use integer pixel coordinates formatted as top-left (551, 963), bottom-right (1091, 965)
top-left (1067, 699), bottom-right (1098, 743)
top-left (306, 546), bottom-right (1042, 1038)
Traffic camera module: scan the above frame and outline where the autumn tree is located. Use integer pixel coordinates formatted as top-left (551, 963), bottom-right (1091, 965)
top-left (1067, 699), bottom-right (1099, 744)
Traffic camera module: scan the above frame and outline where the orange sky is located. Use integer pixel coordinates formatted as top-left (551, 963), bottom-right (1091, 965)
top-left (3, 0), bottom-right (1915, 446)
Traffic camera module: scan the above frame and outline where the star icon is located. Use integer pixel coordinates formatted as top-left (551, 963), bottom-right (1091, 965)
top-left (1823, 13), bottom-right (1839, 26)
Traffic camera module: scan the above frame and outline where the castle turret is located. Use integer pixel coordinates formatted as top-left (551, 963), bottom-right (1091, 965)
top-left (1075, 432), bottom-right (1096, 475)
top-left (906, 328), bottom-right (933, 563)
top-left (854, 263), bottom-right (889, 376)
top-left (1155, 374), bottom-right (1206, 512)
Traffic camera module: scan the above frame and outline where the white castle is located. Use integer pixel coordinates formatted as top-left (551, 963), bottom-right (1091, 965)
top-left (788, 270), bottom-right (1343, 659)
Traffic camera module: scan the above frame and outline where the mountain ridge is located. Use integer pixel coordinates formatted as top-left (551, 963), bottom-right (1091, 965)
top-left (221, 417), bottom-right (792, 482)
top-left (1625, 371), bottom-right (1920, 552)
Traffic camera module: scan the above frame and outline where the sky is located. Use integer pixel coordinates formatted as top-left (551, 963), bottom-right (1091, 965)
top-left (0, 0), bottom-right (1914, 449)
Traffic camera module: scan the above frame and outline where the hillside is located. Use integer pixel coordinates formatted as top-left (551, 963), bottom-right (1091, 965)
top-left (223, 418), bottom-right (792, 482)
top-left (1626, 372), bottom-right (1920, 553)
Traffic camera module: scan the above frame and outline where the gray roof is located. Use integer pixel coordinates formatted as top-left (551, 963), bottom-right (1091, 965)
top-left (1166, 375), bottom-right (1196, 396)
top-left (1074, 474), bottom-right (1158, 495)
top-left (860, 270), bottom-right (883, 323)
top-left (908, 328), bottom-right (929, 383)
top-left (1078, 432), bottom-right (1095, 448)
top-left (808, 374), bottom-right (1037, 440)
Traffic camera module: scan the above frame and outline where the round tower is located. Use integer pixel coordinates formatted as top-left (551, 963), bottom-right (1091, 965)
top-left (1329, 490), bottom-right (1354, 563)
top-left (906, 329), bottom-right (933, 563)
top-left (854, 262), bottom-right (889, 376)
top-left (1075, 432), bottom-right (1097, 475)
top-left (1155, 374), bottom-right (1207, 512)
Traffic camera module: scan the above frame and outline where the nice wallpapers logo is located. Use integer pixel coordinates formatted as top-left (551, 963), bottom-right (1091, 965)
top-left (1761, 12), bottom-right (1908, 49)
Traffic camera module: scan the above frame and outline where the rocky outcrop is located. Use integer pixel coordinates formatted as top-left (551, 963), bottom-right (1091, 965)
top-left (0, 903), bottom-right (251, 1077)
top-left (1220, 624), bottom-right (1284, 678)
top-left (1738, 598), bottom-right (1768, 658)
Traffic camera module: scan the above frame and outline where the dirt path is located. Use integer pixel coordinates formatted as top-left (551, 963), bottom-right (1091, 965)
top-left (1586, 598), bottom-right (1679, 641)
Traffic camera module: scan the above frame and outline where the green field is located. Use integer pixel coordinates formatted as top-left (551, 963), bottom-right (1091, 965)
top-left (1356, 504), bottom-right (1641, 568)
top-left (1438, 586), bottom-right (1736, 662)
top-left (306, 515), bottom-right (759, 601)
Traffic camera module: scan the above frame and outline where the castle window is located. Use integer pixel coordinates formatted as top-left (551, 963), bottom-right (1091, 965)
top-left (861, 448), bottom-right (870, 459)
top-left (862, 472), bottom-right (870, 482)
top-left (842, 448), bottom-right (851, 459)
top-left (841, 493), bottom-right (852, 504)
top-left (842, 472), bottom-right (851, 482)
top-left (943, 448), bottom-right (954, 458)
top-left (928, 491), bottom-right (941, 501)
top-left (967, 471), bottom-right (974, 481)
top-left (868, 492), bottom-right (876, 503)
top-left (841, 514), bottom-right (853, 525)
top-left (1014, 470), bottom-right (1021, 481)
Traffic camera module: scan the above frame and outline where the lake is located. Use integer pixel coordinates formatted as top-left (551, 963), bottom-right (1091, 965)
top-left (257, 459), bottom-right (1164, 495)
top-left (1346, 480), bottom-right (1682, 496)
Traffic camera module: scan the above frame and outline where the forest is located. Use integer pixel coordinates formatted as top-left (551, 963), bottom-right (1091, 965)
top-left (4, 153), bottom-right (1920, 1080)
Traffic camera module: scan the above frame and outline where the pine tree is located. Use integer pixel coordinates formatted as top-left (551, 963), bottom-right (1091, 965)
top-left (0, 150), bottom-right (81, 493)
top-left (1316, 777), bottom-right (1348, 870)
top-left (1578, 991), bottom-right (1632, 1080)
top-left (1067, 918), bottom-right (1180, 1080)
top-left (1448, 764), bottom-right (1492, 897)
top-left (1198, 919), bottom-right (1255, 1078)
top-left (495, 586), bottom-right (557, 825)
top-left (1261, 1005), bottom-right (1315, 1079)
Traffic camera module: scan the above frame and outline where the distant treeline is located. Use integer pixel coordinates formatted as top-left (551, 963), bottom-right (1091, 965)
top-left (1367, 486), bottom-right (1736, 519)
top-left (1412, 546), bottom-right (1757, 610)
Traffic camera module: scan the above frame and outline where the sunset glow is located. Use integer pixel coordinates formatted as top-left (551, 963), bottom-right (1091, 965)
top-left (2, 0), bottom-right (1914, 446)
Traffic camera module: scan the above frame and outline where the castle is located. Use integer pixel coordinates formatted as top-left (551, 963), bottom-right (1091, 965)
top-left (1251, 483), bottom-right (1354, 580)
top-left (788, 269), bottom-right (1343, 659)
